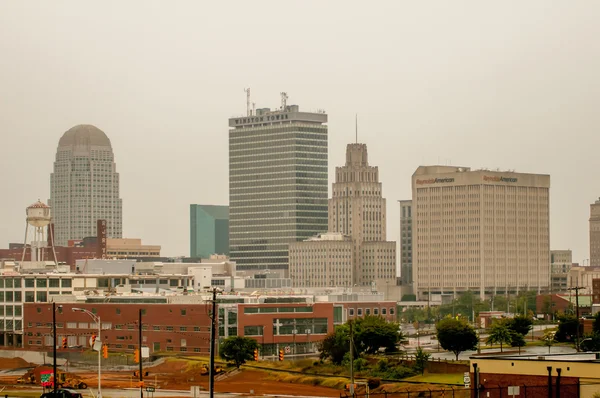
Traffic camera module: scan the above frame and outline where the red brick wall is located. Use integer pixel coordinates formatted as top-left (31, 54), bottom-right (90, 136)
top-left (237, 302), bottom-right (333, 348)
top-left (24, 303), bottom-right (212, 354)
top-left (474, 373), bottom-right (578, 398)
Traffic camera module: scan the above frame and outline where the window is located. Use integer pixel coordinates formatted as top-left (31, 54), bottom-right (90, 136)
top-left (194, 326), bottom-right (200, 332)
top-left (166, 326), bottom-right (173, 331)
top-left (374, 308), bottom-right (379, 316)
top-left (244, 326), bottom-right (263, 336)
top-left (180, 347), bottom-right (187, 352)
top-left (357, 308), bottom-right (363, 316)
top-left (181, 339), bottom-right (186, 347)
top-left (194, 348), bottom-right (201, 353)
top-left (36, 279), bottom-right (47, 288)
top-left (61, 279), bottom-right (72, 288)
top-left (365, 308), bottom-right (371, 316)
top-left (382, 308), bottom-right (387, 315)
top-left (25, 292), bottom-right (34, 302)
top-left (78, 323), bottom-right (88, 329)
top-left (349, 308), bottom-right (355, 316)
top-left (66, 322), bottom-right (77, 329)
top-left (153, 326), bottom-right (160, 331)
top-left (49, 279), bottom-right (60, 288)
top-left (180, 327), bottom-right (187, 332)
top-left (36, 307), bottom-right (42, 314)
top-left (180, 309), bottom-right (187, 316)
top-left (389, 307), bottom-right (395, 315)
top-left (116, 308), bottom-right (121, 315)
top-left (166, 347), bottom-right (173, 351)
top-left (25, 279), bottom-right (34, 288)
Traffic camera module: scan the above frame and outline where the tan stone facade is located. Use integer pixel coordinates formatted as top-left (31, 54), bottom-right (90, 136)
top-left (289, 233), bottom-right (353, 287)
top-left (550, 249), bottom-right (572, 293)
top-left (590, 198), bottom-right (600, 267)
top-left (290, 143), bottom-right (396, 288)
top-left (412, 166), bottom-right (550, 299)
top-left (106, 238), bottom-right (161, 258)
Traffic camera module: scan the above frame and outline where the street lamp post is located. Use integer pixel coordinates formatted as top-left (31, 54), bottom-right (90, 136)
top-left (73, 308), bottom-right (101, 398)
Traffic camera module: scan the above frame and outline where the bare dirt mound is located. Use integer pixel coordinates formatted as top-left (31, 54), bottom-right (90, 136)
top-left (0, 357), bottom-right (34, 370)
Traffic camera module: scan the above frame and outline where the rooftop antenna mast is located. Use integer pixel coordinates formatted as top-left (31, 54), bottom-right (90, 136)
top-left (244, 88), bottom-right (251, 116)
top-left (280, 92), bottom-right (288, 110)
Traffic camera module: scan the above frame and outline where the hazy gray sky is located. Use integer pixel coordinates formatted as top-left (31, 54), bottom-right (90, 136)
top-left (1, 1), bottom-right (599, 264)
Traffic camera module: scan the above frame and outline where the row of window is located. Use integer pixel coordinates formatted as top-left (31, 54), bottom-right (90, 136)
top-left (348, 307), bottom-right (395, 317)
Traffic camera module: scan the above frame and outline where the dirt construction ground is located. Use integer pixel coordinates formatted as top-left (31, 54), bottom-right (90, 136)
top-left (0, 360), bottom-right (342, 397)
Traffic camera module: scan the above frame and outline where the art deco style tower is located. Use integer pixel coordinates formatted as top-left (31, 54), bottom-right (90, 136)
top-left (50, 125), bottom-right (122, 246)
top-left (327, 143), bottom-right (396, 286)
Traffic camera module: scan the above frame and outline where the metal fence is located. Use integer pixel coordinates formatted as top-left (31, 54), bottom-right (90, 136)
top-left (342, 382), bottom-right (581, 398)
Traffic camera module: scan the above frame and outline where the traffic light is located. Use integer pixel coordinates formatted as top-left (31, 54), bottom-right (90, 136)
top-left (91, 334), bottom-right (97, 346)
top-left (278, 349), bottom-right (284, 361)
top-left (253, 349), bottom-right (258, 361)
top-left (61, 337), bottom-right (67, 349)
top-left (102, 344), bottom-right (108, 359)
top-left (134, 371), bottom-right (149, 377)
top-left (134, 348), bottom-right (140, 363)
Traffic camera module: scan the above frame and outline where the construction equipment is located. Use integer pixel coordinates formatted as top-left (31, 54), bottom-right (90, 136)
top-left (199, 364), bottom-right (225, 376)
top-left (17, 367), bottom-right (87, 389)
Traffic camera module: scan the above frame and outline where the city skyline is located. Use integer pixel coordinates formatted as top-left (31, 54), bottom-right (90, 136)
top-left (1, 2), bottom-right (599, 264)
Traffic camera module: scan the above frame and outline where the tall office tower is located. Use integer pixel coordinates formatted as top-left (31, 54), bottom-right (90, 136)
top-left (324, 143), bottom-right (395, 286)
top-left (590, 198), bottom-right (600, 267)
top-left (412, 166), bottom-right (550, 300)
top-left (50, 125), bottom-right (122, 246)
top-left (398, 200), bottom-right (413, 288)
top-left (190, 204), bottom-right (229, 258)
top-left (228, 102), bottom-right (328, 272)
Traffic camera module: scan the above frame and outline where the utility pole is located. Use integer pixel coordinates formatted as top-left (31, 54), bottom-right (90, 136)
top-left (52, 302), bottom-right (57, 396)
top-left (209, 288), bottom-right (218, 398)
top-left (567, 286), bottom-right (584, 352)
top-left (349, 320), bottom-right (354, 398)
top-left (139, 308), bottom-right (143, 398)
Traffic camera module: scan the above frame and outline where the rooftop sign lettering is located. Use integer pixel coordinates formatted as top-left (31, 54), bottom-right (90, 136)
top-left (483, 175), bottom-right (518, 183)
top-left (416, 177), bottom-right (455, 185)
top-left (234, 114), bottom-right (290, 125)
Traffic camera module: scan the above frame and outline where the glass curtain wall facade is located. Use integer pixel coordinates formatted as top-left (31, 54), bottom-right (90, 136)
top-left (229, 106), bottom-right (328, 271)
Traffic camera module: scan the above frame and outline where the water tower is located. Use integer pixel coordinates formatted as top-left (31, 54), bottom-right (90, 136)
top-left (21, 200), bottom-right (56, 262)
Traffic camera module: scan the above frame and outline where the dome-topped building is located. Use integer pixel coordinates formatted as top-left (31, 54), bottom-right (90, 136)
top-left (50, 124), bottom-right (122, 246)
top-left (58, 124), bottom-right (112, 149)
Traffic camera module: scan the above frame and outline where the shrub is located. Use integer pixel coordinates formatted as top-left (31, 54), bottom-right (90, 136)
top-left (367, 377), bottom-right (381, 389)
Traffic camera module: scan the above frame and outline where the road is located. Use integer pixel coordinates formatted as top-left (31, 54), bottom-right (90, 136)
top-left (0, 388), bottom-right (333, 398)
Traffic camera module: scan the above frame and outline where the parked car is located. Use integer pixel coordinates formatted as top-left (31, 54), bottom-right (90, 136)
top-left (40, 389), bottom-right (83, 398)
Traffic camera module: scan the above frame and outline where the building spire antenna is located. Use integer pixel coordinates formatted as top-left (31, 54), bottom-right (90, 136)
top-left (355, 114), bottom-right (358, 143)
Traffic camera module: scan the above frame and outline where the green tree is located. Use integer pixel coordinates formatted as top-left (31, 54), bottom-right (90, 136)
top-left (509, 330), bottom-right (526, 354)
top-left (436, 317), bottom-right (478, 360)
top-left (555, 314), bottom-right (579, 343)
top-left (414, 347), bottom-right (430, 375)
top-left (542, 330), bottom-right (556, 353)
top-left (592, 312), bottom-right (600, 334)
top-left (354, 316), bottom-right (405, 354)
top-left (507, 315), bottom-right (533, 336)
top-left (317, 325), bottom-right (350, 365)
top-left (486, 322), bottom-right (512, 352)
top-left (219, 336), bottom-right (259, 368)
top-left (580, 332), bottom-right (600, 352)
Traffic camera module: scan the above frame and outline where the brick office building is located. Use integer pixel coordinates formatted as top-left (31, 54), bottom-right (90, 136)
top-left (235, 302), bottom-right (334, 356)
top-left (23, 302), bottom-right (213, 354)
